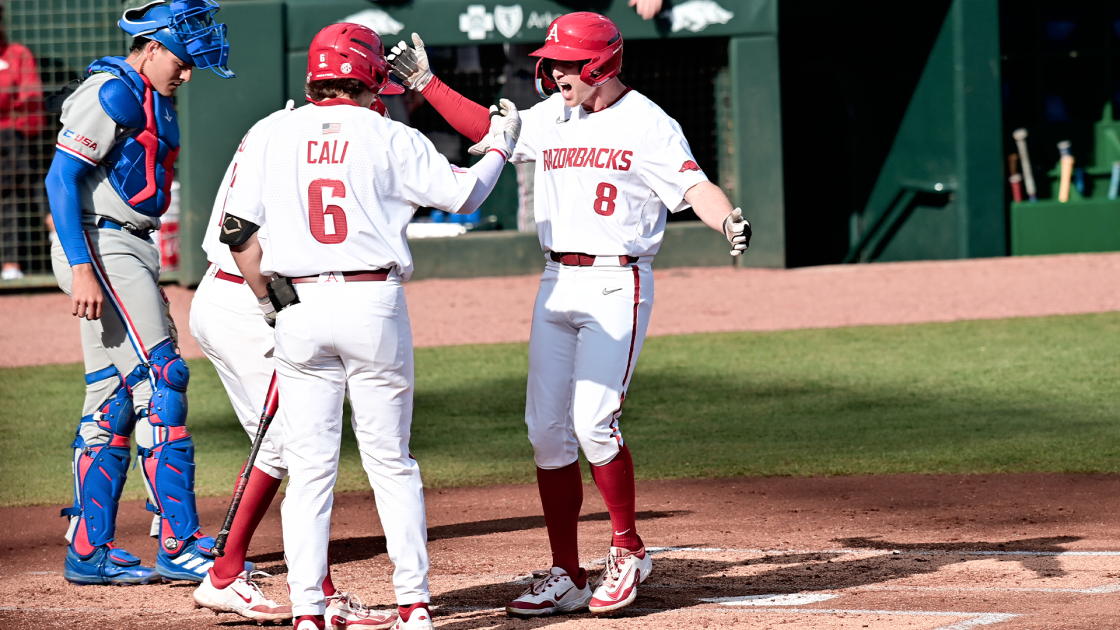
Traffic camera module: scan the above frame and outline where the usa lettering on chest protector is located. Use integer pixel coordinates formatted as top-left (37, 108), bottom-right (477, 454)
top-left (306, 140), bottom-right (350, 164)
top-left (542, 147), bottom-right (632, 172)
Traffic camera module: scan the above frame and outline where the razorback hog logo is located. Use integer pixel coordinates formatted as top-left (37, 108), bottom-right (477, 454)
top-left (680, 160), bottom-right (701, 173)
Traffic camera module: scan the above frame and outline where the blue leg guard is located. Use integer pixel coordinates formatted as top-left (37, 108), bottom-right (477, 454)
top-left (62, 366), bottom-right (157, 585)
top-left (137, 340), bottom-right (222, 581)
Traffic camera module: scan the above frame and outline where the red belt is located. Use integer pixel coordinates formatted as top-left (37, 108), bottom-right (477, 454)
top-left (214, 269), bottom-right (245, 284)
top-left (550, 252), bottom-right (639, 266)
top-left (291, 270), bottom-right (390, 284)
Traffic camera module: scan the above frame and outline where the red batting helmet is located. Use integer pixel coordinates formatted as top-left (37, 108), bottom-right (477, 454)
top-left (531, 12), bottom-right (623, 99)
top-left (307, 23), bottom-right (404, 96)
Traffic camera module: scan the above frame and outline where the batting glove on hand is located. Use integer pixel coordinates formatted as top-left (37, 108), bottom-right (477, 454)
top-left (468, 99), bottom-right (521, 160)
top-left (723, 208), bottom-right (752, 256)
top-left (257, 294), bottom-right (277, 328)
top-left (388, 33), bottom-right (433, 91)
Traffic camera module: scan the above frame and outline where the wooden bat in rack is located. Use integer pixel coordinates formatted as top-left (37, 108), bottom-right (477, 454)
top-left (1013, 128), bottom-right (1037, 201)
top-left (212, 372), bottom-right (280, 557)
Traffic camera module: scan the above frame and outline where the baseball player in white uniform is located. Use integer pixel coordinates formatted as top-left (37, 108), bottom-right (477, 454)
top-left (189, 97), bottom-right (400, 628)
top-left (388, 12), bottom-right (750, 616)
top-left (218, 23), bottom-right (520, 630)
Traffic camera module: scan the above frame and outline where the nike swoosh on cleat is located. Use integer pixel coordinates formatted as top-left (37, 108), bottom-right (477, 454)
top-left (603, 288), bottom-right (622, 295)
top-left (554, 586), bottom-right (573, 601)
top-left (232, 587), bottom-right (252, 604)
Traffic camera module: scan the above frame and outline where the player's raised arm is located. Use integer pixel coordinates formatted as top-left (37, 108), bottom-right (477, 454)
top-left (684, 182), bottom-right (752, 256)
top-left (387, 34), bottom-right (491, 142)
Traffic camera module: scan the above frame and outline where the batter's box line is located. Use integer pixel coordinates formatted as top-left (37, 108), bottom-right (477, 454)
top-left (643, 581), bottom-right (1120, 594)
top-left (645, 546), bottom-right (1120, 557)
top-left (627, 607), bottom-right (1016, 629)
top-left (430, 605), bottom-right (1016, 629)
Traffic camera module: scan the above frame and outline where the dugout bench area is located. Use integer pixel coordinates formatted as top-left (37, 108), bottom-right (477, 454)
top-left (4, 0), bottom-right (1116, 289)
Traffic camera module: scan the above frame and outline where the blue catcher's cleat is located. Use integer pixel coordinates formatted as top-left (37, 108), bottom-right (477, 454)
top-left (64, 545), bottom-right (159, 585)
top-left (156, 535), bottom-right (253, 582)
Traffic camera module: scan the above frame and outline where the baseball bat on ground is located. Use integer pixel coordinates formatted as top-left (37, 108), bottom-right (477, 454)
top-left (1013, 128), bottom-right (1037, 202)
top-left (212, 372), bottom-right (280, 557)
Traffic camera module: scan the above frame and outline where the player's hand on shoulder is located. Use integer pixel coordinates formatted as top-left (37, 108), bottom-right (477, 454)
top-left (388, 33), bottom-right (433, 91)
top-left (724, 208), bottom-right (751, 256)
top-left (468, 99), bottom-right (521, 160)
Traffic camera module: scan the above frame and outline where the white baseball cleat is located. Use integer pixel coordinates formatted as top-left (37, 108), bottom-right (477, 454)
top-left (588, 546), bottom-right (652, 615)
top-left (392, 603), bottom-right (433, 630)
top-left (193, 571), bottom-right (292, 622)
top-left (295, 614), bottom-right (326, 630)
top-left (506, 566), bottom-right (592, 618)
top-left (326, 591), bottom-right (396, 629)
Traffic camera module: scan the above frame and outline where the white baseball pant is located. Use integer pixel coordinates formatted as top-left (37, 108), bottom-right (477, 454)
top-left (188, 264), bottom-right (287, 479)
top-left (273, 274), bottom-right (429, 617)
top-left (526, 261), bottom-right (655, 469)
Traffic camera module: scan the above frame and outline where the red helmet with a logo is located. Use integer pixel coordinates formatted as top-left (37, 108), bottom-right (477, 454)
top-left (531, 12), bottom-right (623, 98)
top-left (307, 23), bottom-right (404, 96)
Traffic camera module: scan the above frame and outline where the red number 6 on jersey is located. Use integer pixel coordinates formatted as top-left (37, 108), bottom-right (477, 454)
top-left (308, 178), bottom-right (348, 244)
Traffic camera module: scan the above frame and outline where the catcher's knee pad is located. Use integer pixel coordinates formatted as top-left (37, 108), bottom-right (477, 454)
top-left (84, 365), bottom-right (149, 445)
top-left (139, 430), bottom-right (200, 553)
top-left (61, 441), bottom-right (131, 556)
top-left (146, 339), bottom-right (189, 428)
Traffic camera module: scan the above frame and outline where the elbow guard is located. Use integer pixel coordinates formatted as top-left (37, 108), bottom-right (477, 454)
top-left (218, 213), bottom-right (260, 246)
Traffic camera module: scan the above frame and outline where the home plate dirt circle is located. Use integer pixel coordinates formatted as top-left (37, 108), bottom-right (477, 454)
top-left (4, 474), bottom-right (1120, 628)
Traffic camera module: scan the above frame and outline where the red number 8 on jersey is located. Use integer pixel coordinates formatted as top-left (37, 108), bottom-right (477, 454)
top-left (594, 181), bottom-right (617, 217)
top-left (308, 178), bottom-right (348, 244)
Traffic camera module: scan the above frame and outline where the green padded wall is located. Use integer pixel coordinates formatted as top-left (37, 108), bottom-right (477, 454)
top-left (176, 0), bottom-right (286, 286)
top-left (855, 0), bottom-right (1004, 262)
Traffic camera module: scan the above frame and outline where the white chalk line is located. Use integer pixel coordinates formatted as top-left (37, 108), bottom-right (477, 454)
top-left (646, 545), bottom-right (1120, 557)
top-left (0, 604), bottom-right (1019, 629)
top-left (643, 581), bottom-right (1120, 594)
top-left (433, 604), bottom-right (1016, 626)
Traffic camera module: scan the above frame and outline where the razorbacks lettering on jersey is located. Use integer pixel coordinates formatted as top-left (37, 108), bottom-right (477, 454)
top-left (511, 89), bottom-right (708, 257)
top-left (223, 100), bottom-right (476, 280)
top-left (202, 107), bottom-right (294, 275)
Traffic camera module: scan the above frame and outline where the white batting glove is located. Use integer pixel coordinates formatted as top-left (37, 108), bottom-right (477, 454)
top-left (387, 33), bottom-right (433, 91)
top-left (257, 294), bottom-right (277, 328)
top-left (468, 98), bottom-right (521, 160)
top-left (723, 208), bottom-right (751, 256)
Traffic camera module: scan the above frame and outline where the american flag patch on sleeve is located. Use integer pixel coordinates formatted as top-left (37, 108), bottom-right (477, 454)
top-left (322, 123), bottom-right (341, 135)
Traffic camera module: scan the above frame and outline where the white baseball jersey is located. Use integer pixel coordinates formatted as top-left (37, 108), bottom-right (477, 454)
top-left (511, 89), bottom-right (708, 257)
top-left (224, 100), bottom-right (476, 280)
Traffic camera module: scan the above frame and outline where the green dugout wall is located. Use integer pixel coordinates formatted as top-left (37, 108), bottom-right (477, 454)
top-left (173, 0), bottom-right (784, 285)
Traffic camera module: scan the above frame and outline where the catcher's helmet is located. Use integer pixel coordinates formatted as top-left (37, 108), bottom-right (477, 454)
top-left (531, 12), bottom-right (623, 99)
top-left (120, 0), bottom-right (234, 78)
top-left (307, 23), bottom-right (404, 96)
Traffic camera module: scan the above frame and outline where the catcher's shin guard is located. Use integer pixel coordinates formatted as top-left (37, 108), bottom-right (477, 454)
top-left (61, 365), bottom-right (148, 556)
top-left (137, 339), bottom-right (202, 555)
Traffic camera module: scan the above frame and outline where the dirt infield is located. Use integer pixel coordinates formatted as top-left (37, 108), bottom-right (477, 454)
top-left (5, 253), bottom-right (1120, 628)
top-left (5, 252), bottom-right (1120, 367)
top-left (3, 474), bottom-right (1120, 628)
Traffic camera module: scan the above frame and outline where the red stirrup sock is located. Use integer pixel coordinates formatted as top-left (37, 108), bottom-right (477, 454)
top-left (209, 465), bottom-right (283, 588)
top-left (322, 547), bottom-right (336, 597)
top-left (591, 445), bottom-right (643, 552)
top-left (536, 462), bottom-right (586, 587)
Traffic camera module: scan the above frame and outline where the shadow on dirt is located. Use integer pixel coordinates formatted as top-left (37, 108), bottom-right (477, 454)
top-left (248, 510), bottom-right (689, 569)
top-left (417, 534), bottom-right (1086, 626)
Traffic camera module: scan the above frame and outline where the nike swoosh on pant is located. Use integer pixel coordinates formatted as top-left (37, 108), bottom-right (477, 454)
top-left (603, 288), bottom-right (622, 295)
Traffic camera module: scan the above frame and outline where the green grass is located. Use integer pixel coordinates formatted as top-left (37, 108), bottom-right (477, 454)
top-left (3, 313), bottom-right (1120, 507)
